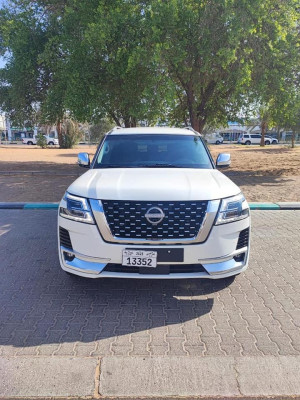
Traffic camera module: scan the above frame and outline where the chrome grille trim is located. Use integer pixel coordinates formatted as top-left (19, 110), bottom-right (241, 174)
top-left (90, 199), bottom-right (220, 245)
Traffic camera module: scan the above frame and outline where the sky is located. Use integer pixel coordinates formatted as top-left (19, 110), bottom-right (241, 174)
top-left (0, 58), bottom-right (6, 68)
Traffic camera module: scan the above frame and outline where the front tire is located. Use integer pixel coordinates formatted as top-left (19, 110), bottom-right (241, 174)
top-left (245, 140), bottom-right (251, 145)
top-left (216, 140), bottom-right (220, 145)
top-left (48, 141), bottom-right (54, 146)
top-left (27, 141), bottom-right (33, 145)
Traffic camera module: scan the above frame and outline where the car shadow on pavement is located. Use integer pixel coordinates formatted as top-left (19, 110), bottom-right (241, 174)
top-left (0, 271), bottom-right (234, 349)
top-left (0, 210), bottom-right (235, 350)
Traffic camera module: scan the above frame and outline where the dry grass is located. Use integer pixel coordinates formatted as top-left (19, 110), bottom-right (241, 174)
top-left (0, 144), bottom-right (299, 202)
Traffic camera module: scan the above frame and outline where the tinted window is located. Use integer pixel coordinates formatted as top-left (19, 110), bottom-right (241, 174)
top-left (243, 135), bottom-right (249, 138)
top-left (251, 134), bottom-right (261, 138)
top-left (94, 134), bottom-right (213, 169)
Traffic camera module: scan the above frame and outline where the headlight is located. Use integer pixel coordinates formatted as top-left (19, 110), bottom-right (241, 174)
top-left (215, 193), bottom-right (249, 225)
top-left (59, 192), bottom-right (94, 224)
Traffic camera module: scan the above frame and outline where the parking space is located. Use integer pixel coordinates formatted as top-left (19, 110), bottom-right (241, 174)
top-left (0, 210), bottom-right (300, 358)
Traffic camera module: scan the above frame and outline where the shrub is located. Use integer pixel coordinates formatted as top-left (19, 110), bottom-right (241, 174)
top-left (36, 134), bottom-right (47, 148)
top-left (60, 119), bottom-right (82, 149)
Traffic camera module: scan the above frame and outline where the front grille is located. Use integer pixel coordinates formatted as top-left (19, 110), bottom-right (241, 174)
top-left (103, 264), bottom-right (207, 275)
top-left (102, 200), bottom-right (208, 240)
top-left (236, 228), bottom-right (249, 249)
top-left (59, 227), bottom-right (73, 249)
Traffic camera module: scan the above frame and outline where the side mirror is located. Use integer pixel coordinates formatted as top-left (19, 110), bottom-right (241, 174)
top-left (78, 152), bottom-right (90, 168)
top-left (216, 153), bottom-right (231, 168)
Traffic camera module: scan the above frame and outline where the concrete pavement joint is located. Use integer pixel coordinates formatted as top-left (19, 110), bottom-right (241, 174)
top-left (233, 354), bottom-right (242, 396)
top-left (95, 357), bottom-right (102, 399)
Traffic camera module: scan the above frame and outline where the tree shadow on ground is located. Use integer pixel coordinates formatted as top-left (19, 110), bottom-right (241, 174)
top-left (0, 160), bottom-right (80, 174)
top-left (224, 170), bottom-right (296, 182)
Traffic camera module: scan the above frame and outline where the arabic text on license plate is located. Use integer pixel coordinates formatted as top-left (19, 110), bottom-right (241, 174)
top-left (122, 249), bottom-right (157, 268)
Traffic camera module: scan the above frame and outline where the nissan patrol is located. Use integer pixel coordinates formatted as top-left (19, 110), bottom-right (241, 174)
top-left (58, 127), bottom-right (250, 279)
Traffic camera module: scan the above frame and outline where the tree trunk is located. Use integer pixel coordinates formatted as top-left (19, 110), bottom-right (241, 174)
top-left (260, 120), bottom-right (267, 147)
top-left (197, 117), bottom-right (206, 134)
top-left (190, 114), bottom-right (200, 132)
top-left (124, 116), bottom-right (137, 127)
top-left (186, 88), bottom-right (201, 132)
top-left (56, 119), bottom-right (63, 147)
top-left (291, 131), bottom-right (295, 148)
top-left (124, 117), bottom-right (130, 128)
top-left (186, 93), bottom-right (206, 133)
top-left (110, 112), bottom-right (122, 127)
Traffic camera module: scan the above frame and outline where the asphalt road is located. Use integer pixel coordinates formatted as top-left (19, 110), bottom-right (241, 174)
top-left (0, 209), bottom-right (300, 398)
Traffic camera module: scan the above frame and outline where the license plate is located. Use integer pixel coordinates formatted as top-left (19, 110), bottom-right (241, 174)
top-left (122, 249), bottom-right (157, 268)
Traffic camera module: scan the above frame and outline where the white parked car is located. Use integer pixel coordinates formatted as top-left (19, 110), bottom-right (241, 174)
top-left (265, 135), bottom-right (279, 144)
top-left (238, 133), bottom-right (278, 145)
top-left (58, 127), bottom-right (250, 279)
top-left (22, 135), bottom-right (59, 146)
top-left (205, 133), bottom-right (224, 144)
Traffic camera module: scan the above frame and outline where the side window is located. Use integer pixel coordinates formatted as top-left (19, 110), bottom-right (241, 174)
top-left (244, 135), bottom-right (249, 138)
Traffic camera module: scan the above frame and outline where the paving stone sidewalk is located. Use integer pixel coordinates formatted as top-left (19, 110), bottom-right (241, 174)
top-left (0, 210), bottom-right (300, 397)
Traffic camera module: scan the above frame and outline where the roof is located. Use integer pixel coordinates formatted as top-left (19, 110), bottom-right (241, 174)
top-left (108, 126), bottom-right (201, 136)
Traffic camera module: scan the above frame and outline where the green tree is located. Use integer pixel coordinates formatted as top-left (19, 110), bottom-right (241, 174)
top-left (0, 2), bottom-right (68, 144)
top-left (0, 4), bottom-right (49, 126)
top-left (57, 0), bottom-right (166, 127)
top-left (1, 0), bottom-right (299, 136)
top-left (89, 119), bottom-right (114, 143)
top-left (150, 0), bottom-right (299, 133)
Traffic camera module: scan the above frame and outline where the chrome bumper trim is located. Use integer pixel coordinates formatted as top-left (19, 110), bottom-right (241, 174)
top-left (60, 245), bottom-right (111, 263)
top-left (199, 246), bottom-right (248, 264)
top-left (60, 246), bottom-right (109, 275)
top-left (60, 246), bottom-right (248, 278)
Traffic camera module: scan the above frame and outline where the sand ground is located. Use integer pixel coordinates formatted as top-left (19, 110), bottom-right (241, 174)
top-left (0, 144), bottom-right (299, 202)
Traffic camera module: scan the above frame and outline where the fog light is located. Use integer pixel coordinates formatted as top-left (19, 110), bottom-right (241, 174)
top-left (64, 251), bottom-right (75, 262)
top-left (234, 253), bottom-right (245, 262)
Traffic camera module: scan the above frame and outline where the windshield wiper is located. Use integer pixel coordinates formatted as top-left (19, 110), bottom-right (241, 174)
top-left (97, 164), bottom-right (135, 168)
top-left (97, 163), bottom-right (181, 169)
top-left (138, 163), bottom-right (179, 168)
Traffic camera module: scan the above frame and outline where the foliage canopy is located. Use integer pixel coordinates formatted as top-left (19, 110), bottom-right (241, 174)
top-left (0, 0), bottom-right (299, 135)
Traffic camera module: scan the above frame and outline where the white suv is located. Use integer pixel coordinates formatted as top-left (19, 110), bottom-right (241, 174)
top-left (238, 133), bottom-right (278, 145)
top-left (22, 135), bottom-right (59, 146)
top-left (58, 127), bottom-right (250, 279)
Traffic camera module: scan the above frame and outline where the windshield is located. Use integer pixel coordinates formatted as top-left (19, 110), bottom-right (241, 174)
top-left (94, 134), bottom-right (213, 169)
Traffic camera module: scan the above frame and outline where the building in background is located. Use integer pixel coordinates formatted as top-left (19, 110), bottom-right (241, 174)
top-left (0, 113), bottom-right (58, 142)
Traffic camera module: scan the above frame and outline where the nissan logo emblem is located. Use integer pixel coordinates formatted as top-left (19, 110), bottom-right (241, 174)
top-left (145, 207), bottom-right (165, 225)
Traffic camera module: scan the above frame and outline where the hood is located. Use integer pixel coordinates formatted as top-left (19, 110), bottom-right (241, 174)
top-left (67, 168), bottom-right (241, 201)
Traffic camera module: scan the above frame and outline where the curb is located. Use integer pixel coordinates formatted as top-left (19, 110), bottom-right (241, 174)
top-left (0, 202), bottom-right (300, 211)
top-left (0, 202), bottom-right (59, 209)
top-left (0, 202), bottom-right (300, 210)
top-left (1, 355), bottom-right (300, 398)
top-left (1, 170), bottom-right (81, 176)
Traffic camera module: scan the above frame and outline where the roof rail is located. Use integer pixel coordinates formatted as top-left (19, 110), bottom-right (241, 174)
top-left (106, 126), bottom-right (123, 135)
top-left (183, 126), bottom-right (202, 135)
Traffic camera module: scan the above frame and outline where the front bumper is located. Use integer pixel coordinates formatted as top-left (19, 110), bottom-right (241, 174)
top-left (58, 214), bottom-right (250, 279)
